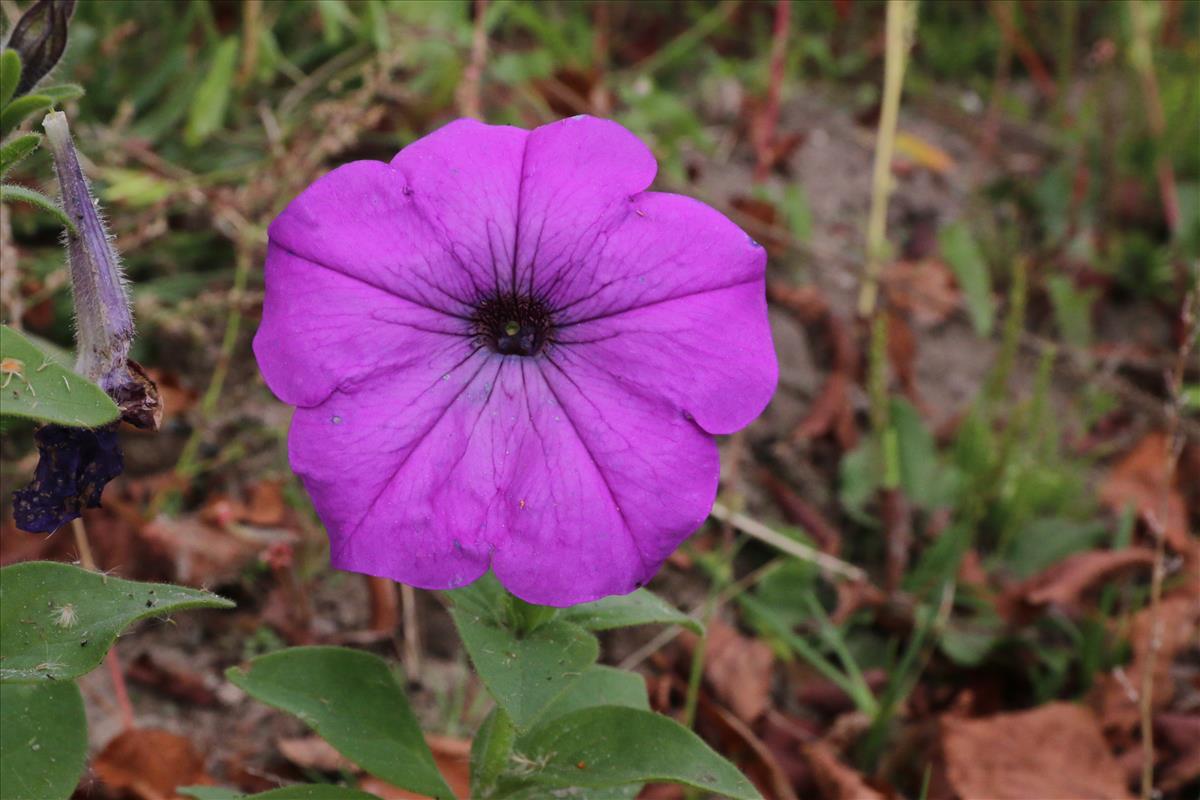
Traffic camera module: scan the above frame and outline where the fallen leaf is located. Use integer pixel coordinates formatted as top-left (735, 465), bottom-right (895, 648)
top-left (938, 703), bottom-right (1131, 800)
top-left (359, 736), bottom-right (470, 800)
top-left (126, 652), bottom-right (218, 707)
top-left (1091, 594), bottom-right (1200, 737)
top-left (1014, 547), bottom-right (1156, 614)
top-left (730, 195), bottom-right (787, 256)
top-left (698, 697), bottom-right (799, 800)
top-left (1156, 712), bottom-right (1200, 793)
top-left (894, 130), bottom-right (956, 175)
top-left (278, 736), bottom-right (351, 772)
top-left (1099, 432), bottom-right (1191, 553)
top-left (681, 617), bottom-right (775, 723)
top-left (801, 740), bottom-right (885, 800)
top-left (883, 259), bottom-right (961, 328)
top-left (94, 728), bottom-right (212, 800)
top-left (140, 514), bottom-right (292, 587)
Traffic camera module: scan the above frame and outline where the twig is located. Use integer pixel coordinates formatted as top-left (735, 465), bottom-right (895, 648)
top-left (1128, 0), bottom-right (1181, 238)
top-left (754, 0), bottom-right (792, 182)
top-left (990, 0), bottom-right (1057, 102)
top-left (856, 0), bottom-right (916, 319)
top-left (710, 502), bottom-right (866, 582)
top-left (72, 518), bottom-right (135, 731)
top-left (456, 0), bottom-right (489, 119)
top-left (401, 583), bottom-right (423, 681)
top-left (1139, 279), bottom-right (1197, 800)
top-left (616, 559), bottom-right (786, 672)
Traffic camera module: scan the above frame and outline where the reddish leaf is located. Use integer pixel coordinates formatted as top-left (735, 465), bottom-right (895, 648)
top-left (801, 741), bottom-right (885, 800)
top-left (938, 703), bottom-right (1131, 800)
top-left (1012, 547), bottom-right (1156, 615)
top-left (1092, 594), bottom-right (1200, 737)
top-left (681, 618), bottom-right (774, 724)
top-left (883, 259), bottom-right (961, 328)
top-left (1099, 432), bottom-right (1191, 553)
top-left (94, 728), bottom-right (212, 800)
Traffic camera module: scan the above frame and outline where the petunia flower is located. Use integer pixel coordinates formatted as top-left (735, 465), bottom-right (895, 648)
top-left (254, 116), bottom-right (777, 606)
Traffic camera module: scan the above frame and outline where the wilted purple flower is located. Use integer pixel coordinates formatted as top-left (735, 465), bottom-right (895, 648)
top-left (254, 116), bottom-right (777, 606)
top-left (12, 112), bottom-right (159, 534)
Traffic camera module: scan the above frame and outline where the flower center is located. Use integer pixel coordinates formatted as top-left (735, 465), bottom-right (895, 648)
top-left (473, 294), bottom-right (553, 357)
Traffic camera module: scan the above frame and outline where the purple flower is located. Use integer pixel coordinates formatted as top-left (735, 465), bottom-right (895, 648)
top-left (253, 116), bottom-right (777, 606)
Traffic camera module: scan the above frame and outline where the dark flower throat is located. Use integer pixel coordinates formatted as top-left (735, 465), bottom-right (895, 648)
top-left (473, 294), bottom-right (554, 357)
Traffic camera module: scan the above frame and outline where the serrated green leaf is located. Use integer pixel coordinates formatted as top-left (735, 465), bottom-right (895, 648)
top-left (0, 325), bottom-right (114, 427)
top-left (451, 606), bottom-right (598, 730)
top-left (185, 37), bottom-right (239, 147)
top-left (0, 50), bottom-right (21, 108)
top-left (226, 647), bottom-right (454, 800)
top-left (0, 183), bottom-right (75, 233)
top-left (0, 133), bottom-right (39, 176)
top-left (560, 589), bottom-right (701, 635)
top-left (1, 92), bottom-right (53, 139)
top-left (497, 707), bottom-right (761, 800)
top-left (0, 561), bottom-right (234, 683)
top-left (0, 681), bottom-right (87, 800)
top-left (939, 222), bottom-right (994, 336)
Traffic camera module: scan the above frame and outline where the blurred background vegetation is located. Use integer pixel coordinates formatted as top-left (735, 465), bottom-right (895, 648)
top-left (1, 1), bottom-right (1198, 799)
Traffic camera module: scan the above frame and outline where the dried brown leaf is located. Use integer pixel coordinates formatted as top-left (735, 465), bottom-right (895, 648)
top-left (938, 703), bottom-right (1131, 800)
top-left (801, 741), bottom-right (885, 800)
top-left (1099, 432), bottom-right (1192, 553)
top-left (94, 728), bottom-right (211, 800)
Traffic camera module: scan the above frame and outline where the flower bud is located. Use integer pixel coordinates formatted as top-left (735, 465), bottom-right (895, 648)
top-left (43, 110), bottom-right (160, 429)
top-left (4, 0), bottom-right (75, 98)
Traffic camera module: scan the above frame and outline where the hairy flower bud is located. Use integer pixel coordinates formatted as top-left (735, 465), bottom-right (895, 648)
top-left (4, 0), bottom-right (75, 98)
top-left (43, 110), bottom-right (160, 429)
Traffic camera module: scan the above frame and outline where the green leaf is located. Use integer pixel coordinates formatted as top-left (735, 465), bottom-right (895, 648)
top-left (939, 222), bottom-right (994, 336)
top-left (1, 93), bottom-right (53, 139)
top-left (185, 37), bottom-right (239, 147)
top-left (890, 397), bottom-right (955, 509)
top-left (0, 49), bottom-right (21, 108)
top-left (0, 325), bottom-right (116, 427)
top-left (451, 607), bottom-right (598, 730)
top-left (1046, 275), bottom-right (1096, 351)
top-left (498, 707), bottom-right (761, 800)
top-left (226, 647), bottom-right (454, 800)
top-left (181, 787), bottom-right (382, 800)
top-left (0, 133), bottom-right (39, 176)
top-left (539, 665), bottom-right (649, 720)
top-left (35, 83), bottom-right (84, 105)
top-left (560, 589), bottom-right (702, 635)
top-left (0, 183), bottom-right (76, 233)
top-left (0, 681), bottom-right (87, 800)
top-left (1004, 517), bottom-right (1109, 579)
top-left (0, 561), bottom-right (233, 683)
top-left (179, 789), bottom-right (245, 800)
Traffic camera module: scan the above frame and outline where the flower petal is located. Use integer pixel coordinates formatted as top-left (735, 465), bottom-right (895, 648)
top-left (512, 116), bottom-right (657, 299)
top-left (289, 347), bottom-right (499, 591)
top-left (254, 244), bottom-right (470, 407)
top-left (260, 120), bottom-right (528, 405)
top-left (489, 355), bottom-right (719, 606)
top-left (548, 190), bottom-right (775, 435)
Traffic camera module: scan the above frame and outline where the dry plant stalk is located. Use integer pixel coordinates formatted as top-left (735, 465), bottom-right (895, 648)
top-left (1140, 280), bottom-right (1197, 800)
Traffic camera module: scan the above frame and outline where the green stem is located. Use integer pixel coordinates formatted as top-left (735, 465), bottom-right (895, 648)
top-left (470, 707), bottom-right (516, 799)
top-left (505, 593), bottom-right (557, 635)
